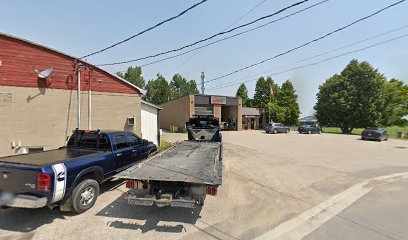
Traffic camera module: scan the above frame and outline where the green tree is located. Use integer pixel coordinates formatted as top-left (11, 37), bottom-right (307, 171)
top-left (144, 74), bottom-right (170, 105)
top-left (278, 80), bottom-right (300, 126)
top-left (169, 74), bottom-right (199, 100)
top-left (116, 66), bottom-right (145, 88)
top-left (382, 79), bottom-right (408, 126)
top-left (235, 83), bottom-right (250, 107)
top-left (314, 59), bottom-right (388, 133)
top-left (253, 76), bottom-right (281, 122)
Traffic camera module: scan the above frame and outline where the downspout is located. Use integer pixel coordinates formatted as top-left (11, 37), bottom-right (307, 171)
top-left (77, 63), bottom-right (83, 129)
top-left (88, 68), bottom-right (92, 130)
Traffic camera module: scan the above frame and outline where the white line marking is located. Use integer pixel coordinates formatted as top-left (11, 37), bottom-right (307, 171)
top-left (254, 172), bottom-right (408, 240)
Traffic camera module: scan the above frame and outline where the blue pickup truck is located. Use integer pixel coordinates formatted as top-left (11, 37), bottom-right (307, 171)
top-left (0, 129), bottom-right (156, 213)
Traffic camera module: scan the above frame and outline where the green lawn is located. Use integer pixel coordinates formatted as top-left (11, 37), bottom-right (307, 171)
top-left (322, 126), bottom-right (408, 139)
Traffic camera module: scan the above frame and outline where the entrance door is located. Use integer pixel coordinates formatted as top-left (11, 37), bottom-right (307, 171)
top-left (250, 119), bottom-right (255, 129)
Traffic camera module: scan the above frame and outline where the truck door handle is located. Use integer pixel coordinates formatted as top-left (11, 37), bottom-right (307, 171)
top-left (132, 150), bottom-right (137, 153)
top-left (116, 153), bottom-right (123, 156)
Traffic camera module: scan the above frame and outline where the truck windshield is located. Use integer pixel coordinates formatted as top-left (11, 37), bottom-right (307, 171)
top-left (67, 131), bottom-right (111, 151)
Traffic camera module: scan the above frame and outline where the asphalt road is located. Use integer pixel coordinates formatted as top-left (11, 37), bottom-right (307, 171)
top-left (0, 131), bottom-right (407, 240)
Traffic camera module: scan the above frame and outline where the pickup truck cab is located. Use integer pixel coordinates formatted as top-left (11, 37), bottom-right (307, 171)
top-left (0, 129), bottom-right (156, 213)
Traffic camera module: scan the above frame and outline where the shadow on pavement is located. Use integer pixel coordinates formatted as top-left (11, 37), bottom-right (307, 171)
top-left (0, 179), bottom-right (125, 233)
top-left (97, 196), bottom-right (202, 233)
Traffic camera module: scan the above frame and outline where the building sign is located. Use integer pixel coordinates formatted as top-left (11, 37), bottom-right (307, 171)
top-left (210, 96), bottom-right (226, 105)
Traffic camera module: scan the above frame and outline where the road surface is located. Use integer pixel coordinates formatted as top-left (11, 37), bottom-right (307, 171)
top-left (0, 131), bottom-right (407, 240)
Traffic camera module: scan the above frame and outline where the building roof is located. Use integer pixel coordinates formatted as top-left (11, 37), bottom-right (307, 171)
top-left (0, 32), bottom-right (145, 95)
top-left (242, 107), bottom-right (261, 116)
top-left (299, 116), bottom-right (318, 122)
top-left (141, 100), bottom-right (162, 110)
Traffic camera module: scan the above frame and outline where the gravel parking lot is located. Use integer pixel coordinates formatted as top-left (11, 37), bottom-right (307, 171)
top-left (1, 131), bottom-right (407, 240)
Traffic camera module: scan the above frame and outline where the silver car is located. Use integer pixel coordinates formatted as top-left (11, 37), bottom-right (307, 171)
top-left (266, 123), bottom-right (290, 134)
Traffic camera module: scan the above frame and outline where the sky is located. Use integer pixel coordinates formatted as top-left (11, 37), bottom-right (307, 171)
top-left (1, 0), bottom-right (407, 116)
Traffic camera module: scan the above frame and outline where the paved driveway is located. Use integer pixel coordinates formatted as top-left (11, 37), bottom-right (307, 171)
top-left (0, 131), bottom-right (407, 240)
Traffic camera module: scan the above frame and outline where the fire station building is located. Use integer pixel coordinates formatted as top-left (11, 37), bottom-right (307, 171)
top-left (159, 95), bottom-right (243, 131)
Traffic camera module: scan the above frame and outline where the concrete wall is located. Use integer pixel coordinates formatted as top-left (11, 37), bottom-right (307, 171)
top-left (159, 95), bottom-right (193, 130)
top-left (0, 85), bottom-right (141, 157)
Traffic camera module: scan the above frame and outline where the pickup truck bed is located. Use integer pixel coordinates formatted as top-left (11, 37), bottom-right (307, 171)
top-left (0, 148), bottom-right (99, 166)
top-left (116, 141), bottom-right (222, 186)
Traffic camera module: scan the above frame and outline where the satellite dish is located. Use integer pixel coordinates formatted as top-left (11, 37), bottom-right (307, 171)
top-left (37, 68), bottom-right (53, 78)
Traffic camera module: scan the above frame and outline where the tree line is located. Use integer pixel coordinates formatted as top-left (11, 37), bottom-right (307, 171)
top-left (235, 78), bottom-right (301, 126)
top-left (314, 59), bottom-right (408, 133)
top-left (117, 66), bottom-right (199, 105)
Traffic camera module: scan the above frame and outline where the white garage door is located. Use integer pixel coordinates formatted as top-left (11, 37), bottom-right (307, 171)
top-left (141, 103), bottom-right (159, 145)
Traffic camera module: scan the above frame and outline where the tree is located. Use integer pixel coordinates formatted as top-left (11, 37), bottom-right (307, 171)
top-left (253, 76), bottom-right (281, 122)
top-left (144, 74), bottom-right (171, 105)
top-left (116, 66), bottom-right (145, 88)
top-left (314, 59), bottom-right (388, 133)
top-left (235, 83), bottom-right (250, 107)
top-left (382, 79), bottom-right (408, 126)
top-left (169, 74), bottom-right (199, 100)
top-left (278, 80), bottom-right (300, 126)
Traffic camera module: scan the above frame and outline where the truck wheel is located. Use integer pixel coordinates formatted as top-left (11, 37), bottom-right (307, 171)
top-left (71, 179), bottom-right (100, 213)
top-left (273, 129), bottom-right (278, 134)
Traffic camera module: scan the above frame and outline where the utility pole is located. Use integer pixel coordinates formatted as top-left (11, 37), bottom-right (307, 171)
top-left (201, 71), bottom-right (205, 94)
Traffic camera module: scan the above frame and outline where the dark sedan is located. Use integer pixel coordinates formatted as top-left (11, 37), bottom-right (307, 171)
top-left (361, 128), bottom-right (389, 141)
top-left (298, 125), bottom-right (321, 134)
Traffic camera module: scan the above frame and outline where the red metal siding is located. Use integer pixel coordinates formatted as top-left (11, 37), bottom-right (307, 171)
top-left (0, 35), bottom-right (140, 94)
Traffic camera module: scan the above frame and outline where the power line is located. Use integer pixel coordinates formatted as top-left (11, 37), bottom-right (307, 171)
top-left (96, 0), bottom-right (312, 66)
top-left (79, 0), bottom-right (209, 59)
top-left (132, 0), bottom-right (329, 69)
top-left (222, 0), bottom-right (268, 31)
top-left (207, 33), bottom-right (408, 91)
top-left (212, 24), bottom-right (408, 87)
top-left (205, 0), bottom-right (407, 84)
top-left (163, 0), bottom-right (268, 75)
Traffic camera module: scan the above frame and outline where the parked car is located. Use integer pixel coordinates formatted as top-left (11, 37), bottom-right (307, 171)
top-left (0, 129), bottom-right (157, 213)
top-left (298, 125), bottom-right (321, 134)
top-left (361, 128), bottom-right (389, 141)
top-left (266, 123), bottom-right (290, 134)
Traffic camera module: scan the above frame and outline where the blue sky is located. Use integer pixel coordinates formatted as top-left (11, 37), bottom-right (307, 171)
top-left (1, 0), bottom-right (407, 116)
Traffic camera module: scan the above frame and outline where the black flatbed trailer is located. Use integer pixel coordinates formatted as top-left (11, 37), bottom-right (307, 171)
top-left (116, 141), bottom-right (222, 185)
top-left (116, 115), bottom-right (223, 208)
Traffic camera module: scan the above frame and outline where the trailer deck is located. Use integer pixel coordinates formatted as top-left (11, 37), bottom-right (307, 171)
top-left (115, 141), bottom-right (222, 186)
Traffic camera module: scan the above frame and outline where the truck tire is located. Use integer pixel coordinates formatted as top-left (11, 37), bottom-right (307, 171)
top-left (71, 179), bottom-right (100, 213)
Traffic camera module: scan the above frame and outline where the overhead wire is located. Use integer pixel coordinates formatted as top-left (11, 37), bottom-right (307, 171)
top-left (204, 0), bottom-right (407, 83)
top-left (206, 33), bottom-right (408, 91)
top-left (79, 0), bottom-right (210, 59)
top-left (133, 0), bottom-right (329, 69)
top-left (209, 24), bottom-right (408, 87)
top-left (96, 0), bottom-right (312, 66)
top-left (163, 0), bottom-right (269, 75)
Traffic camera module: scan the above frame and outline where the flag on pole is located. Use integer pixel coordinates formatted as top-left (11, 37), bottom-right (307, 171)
top-left (269, 84), bottom-right (275, 96)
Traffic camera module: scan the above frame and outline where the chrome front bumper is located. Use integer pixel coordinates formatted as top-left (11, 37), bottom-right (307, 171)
top-left (0, 192), bottom-right (48, 209)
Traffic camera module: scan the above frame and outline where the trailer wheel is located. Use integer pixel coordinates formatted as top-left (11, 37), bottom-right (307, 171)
top-left (71, 179), bottom-right (100, 213)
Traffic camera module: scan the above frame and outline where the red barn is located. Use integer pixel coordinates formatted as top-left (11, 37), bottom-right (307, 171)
top-left (0, 33), bottom-right (150, 156)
